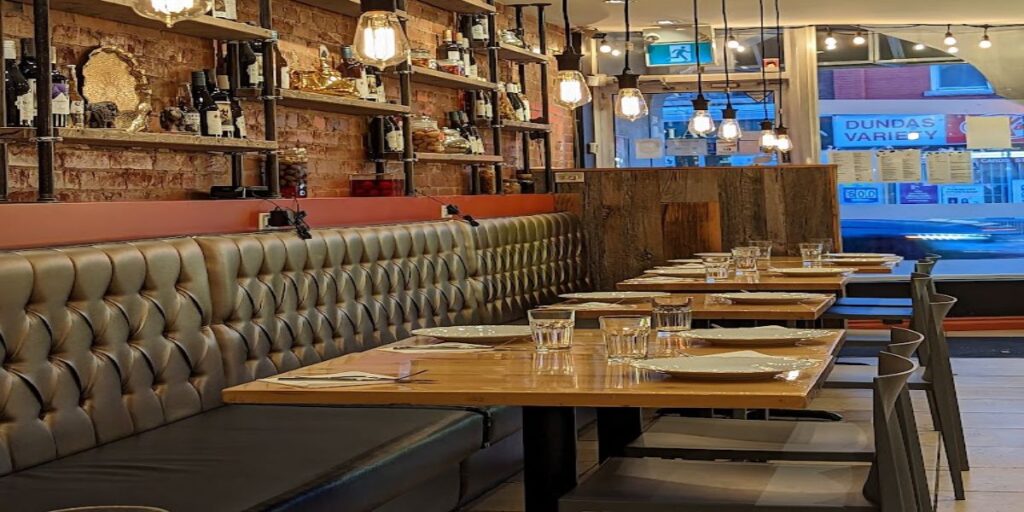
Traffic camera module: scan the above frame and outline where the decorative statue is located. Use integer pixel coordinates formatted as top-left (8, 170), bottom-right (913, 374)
top-left (160, 106), bottom-right (185, 132)
top-left (87, 102), bottom-right (120, 128)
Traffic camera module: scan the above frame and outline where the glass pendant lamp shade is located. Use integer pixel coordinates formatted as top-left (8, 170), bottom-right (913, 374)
top-left (353, 11), bottom-right (410, 69)
top-left (132, 0), bottom-right (212, 27)
top-left (614, 74), bottom-right (647, 121)
top-left (758, 120), bottom-right (776, 151)
top-left (774, 125), bottom-right (793, 153)
top-left (687, 94), bottom-right (715, 137)
top-left (553, 53), bottom-right (592, 110)
top-left (717, 105), bottom-right (741, 141)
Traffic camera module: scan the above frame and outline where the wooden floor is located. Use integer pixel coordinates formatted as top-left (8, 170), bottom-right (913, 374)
top-left (467, 356), bottom-right (1024, 512)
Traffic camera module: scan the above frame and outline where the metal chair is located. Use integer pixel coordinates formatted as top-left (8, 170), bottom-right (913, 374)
top-left (623, 328), bottom-right (932, 512)
top-left (836, 257), bottom-right (938, 308)
top-left (561, 352), bottom-right (920, 512)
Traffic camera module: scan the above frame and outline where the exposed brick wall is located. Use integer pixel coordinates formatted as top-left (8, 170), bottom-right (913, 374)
top-left (3, 0), bottom-right (574, 201)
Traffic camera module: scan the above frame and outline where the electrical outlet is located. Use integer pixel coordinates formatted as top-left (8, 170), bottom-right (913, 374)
top-left (258, 213), bottom-right (272, 230)
top-left (440, 205), bottom-right (453, 219)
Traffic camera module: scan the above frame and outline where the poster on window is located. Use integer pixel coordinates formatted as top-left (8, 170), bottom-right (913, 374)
top-left (900, 149), bottom-right (922, 182)
top-left (666, 138), bottom-right (708, 156)
top-left (897, 183), bottom-right (939, 204)
top-left (877, 150), bottom-right (904, 182)
top-left (634, 138), bottom-right (664, 159)
top-left (926, 152), bottom-right (973, 184)
top-left (939, 185), bottom-right (985, 204)
top-left (830, 150), bottom-right (874, 183)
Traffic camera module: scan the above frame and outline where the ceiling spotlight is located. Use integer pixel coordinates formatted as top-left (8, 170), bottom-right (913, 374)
top-left (913, 42), bottom-right (926, 50)
top-left (611, 48), bottom-right (622, 56)
top-left (947, 45), bottom-right (959, 54)
top-left (943, 25), bottom-right (957, 46)
top-left (599, 39), bottom-right (612, 53)
top-left (979, 27), bottom-right (992, 49)
top-left (727, 31), bottom-right (740, 49)
top-left (824, 28), bottom-right (837, 47)
top-left (852, 31), bottom-right (866, 45)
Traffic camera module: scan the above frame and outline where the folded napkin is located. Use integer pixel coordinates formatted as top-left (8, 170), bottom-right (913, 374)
top-left (379, 342), bottom-right (493, 354)
top-left (263, 371), bottom-right (406, 388)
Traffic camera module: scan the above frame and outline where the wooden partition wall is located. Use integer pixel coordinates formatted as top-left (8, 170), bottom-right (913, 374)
top-left (555, 165), bottom-right (840, 289)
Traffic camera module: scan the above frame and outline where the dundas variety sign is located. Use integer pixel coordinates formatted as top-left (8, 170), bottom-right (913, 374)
top-left (833, 115), bottom-right (947, 148)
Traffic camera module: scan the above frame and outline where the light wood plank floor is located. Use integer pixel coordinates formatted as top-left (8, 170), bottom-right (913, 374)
top-left (467, 357), bottom-right (1024, 512)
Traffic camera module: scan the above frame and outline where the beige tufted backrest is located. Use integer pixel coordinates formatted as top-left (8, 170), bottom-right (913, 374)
top-left (0, 239), bottom-right (224, 476)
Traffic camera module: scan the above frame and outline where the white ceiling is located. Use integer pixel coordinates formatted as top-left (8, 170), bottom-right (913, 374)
top-left (504, 0), bottom-right (1024, 32)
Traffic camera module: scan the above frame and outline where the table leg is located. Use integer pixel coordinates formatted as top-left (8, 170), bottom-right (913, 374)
top-left (596, 407), bottom-right (644, 461)
top-left (523, 406), bottom-right (577, 512)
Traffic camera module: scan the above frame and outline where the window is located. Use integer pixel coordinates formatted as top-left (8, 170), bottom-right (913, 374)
top-left (927, 64), bottom-right (994, 96)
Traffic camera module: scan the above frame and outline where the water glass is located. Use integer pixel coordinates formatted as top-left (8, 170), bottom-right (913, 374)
top-left (749, 240), bottom-right (773, 268)
top-left (799, 242), bottom-right (824, 266)
top-left (703, 256), bottom-right (731, 281)
top-left (731, 246), bottom-right (760, 275)
top-left (652, 296), bottom-right (693, 333)
top-left (600, 316), bottom-right (651, 362)
top-left (528, 309), bottom-right (575, 352)
top-left (811, 237), bottom-right (835, 255)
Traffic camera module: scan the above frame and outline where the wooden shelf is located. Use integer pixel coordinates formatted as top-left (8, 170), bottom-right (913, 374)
top-left (239, 88), bottom-right (410, 116)
top-left (0, 128), bottom-right (277, 153)
top-left (494, 120), bottom-right (552, 132)
top-left (413, 153), bottom-right (503, 165)
top-left (408, 66), bottom-right (498, 91)
top-left (292, 0), bottom-right (408, 19)
top-left (16, 0), bottom-right (273, 40)
top-left (418, 0), bottom-right (495, 14)
top-left (474, 43), bottom-right (550, 64)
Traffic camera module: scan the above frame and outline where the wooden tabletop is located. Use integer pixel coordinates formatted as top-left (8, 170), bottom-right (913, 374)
top-left (617, 274), bottom-right (849, 293)
top-left (768, 257), bottom-right (897, 274)
top-left (544, 293), bottom-right (836, 321)
top-left (222, 330), bottom-right (844, 410)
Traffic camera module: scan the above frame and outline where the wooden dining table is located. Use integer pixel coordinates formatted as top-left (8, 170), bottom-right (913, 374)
top-left (223, 329), bottom-right (845, 512)
top-left (617, 273), bottom-right (850, 293)
top-left (543, 293), bottom-right (836, 322)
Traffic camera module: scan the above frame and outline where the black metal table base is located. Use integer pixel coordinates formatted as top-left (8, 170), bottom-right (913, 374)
top-left (523, 406), bottom-right (578, 512)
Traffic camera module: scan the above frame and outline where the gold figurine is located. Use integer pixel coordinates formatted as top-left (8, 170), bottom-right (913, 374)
top-left (290, 45), bottom-right (358, 97)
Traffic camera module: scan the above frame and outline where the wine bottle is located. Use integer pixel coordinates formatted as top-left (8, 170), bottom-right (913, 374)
top-left (250, 38), bottom-right (265, 89)
top-left (458, 111), bottom-right (481, 154)
top-left (458, 34), bottom-right (473, 78)
top-left (275, 46), bottom-right (290, 90)
top-left (517, 83), bottom-right (531, 122)
top-left (191, 71), bottom-right (222, 137)
top-left (66, 65), bottom-right (85, 129)
top-left (439, 30), bottom-right (463, 75)
top-left (464, 35), bottom-right (478, 79)
top-left (473, 91), bottom-right (488, 121)
top-left (506, 82), bottom-right (524, 122)
top-left (17, 38), bottom-right (39, 127)
top-left (177, 83), bottom-right (201, 134)
top-left (366, 66), bottom-right (386, 103)
top-left (484, 91), bottom-right (493, 121)
top-left (384, 116), bottom-right (404, 153)
top-left (340, 46), bottom-right (369, 99)
top-left (471, 15), bottom-right (488, 42)
top-left (207, 69), bottom-right (234, 138)
top-left (4, 40), bottom-right (29, 127)
top-left (238, 42), bottom-right (258, 88)
top-left (50, 48), bottom-right (69, 128)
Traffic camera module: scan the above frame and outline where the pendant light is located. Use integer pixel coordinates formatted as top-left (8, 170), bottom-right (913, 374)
top-left (716, 0), bottom-right (741, 142)
top-left (771, 0), bottom-right (792, 154)
top-left (978, 26), bottom-right (993, 49)
top-left (131, 0), bottom-right (212, 27)
top-left (614, 0), bottom-right (648, 121)
top-left (353, 0), bottom-right (411, 69)
top-left (553, 0), bottom-right (592, 110)
top-left (756, 0), bottom-right (775, 152)
top-left (687, 0), bottom-right (715, 137)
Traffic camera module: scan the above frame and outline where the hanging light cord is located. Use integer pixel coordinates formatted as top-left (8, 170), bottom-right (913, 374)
top-left (721, 0), bottom-right (732, 107)
top-left (622, 0), bottom-right (631, 74)
top-left (693, 0), bottom-right (702, 97)
top-left (562, 0), bottom-right (574, 54)
top-left (759, 0), bottom-right (769, 121)
top-left (774, 0), bottom-right (784, 123)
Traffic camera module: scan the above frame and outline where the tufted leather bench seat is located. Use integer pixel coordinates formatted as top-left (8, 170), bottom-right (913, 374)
top-left (0, 213), bottom-right (588, 511)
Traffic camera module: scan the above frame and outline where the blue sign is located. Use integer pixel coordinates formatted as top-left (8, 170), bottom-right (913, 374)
top-left (839, 184), bottom-right (884, 205)
top-left (939, 185), bottom-right (985, 204)
top-left (646, 41), bottom-right (716, 68)
top-left (898, 183), bottom-right (940, 204)
top-left (832, 115), bottom-right (946, 148)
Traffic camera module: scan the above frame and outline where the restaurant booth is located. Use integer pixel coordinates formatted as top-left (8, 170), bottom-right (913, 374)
top-left (0, 0), bottom-right (1018, 511)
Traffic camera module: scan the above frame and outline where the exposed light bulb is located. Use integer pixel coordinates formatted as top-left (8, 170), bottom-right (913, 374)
top-left (947, 45), bottom-right (959, 54)
top-left (611, 48), bottom-right (622, 57)
top-left (824, 42), bottom-right (837, 51)
top-left (131, 0), bottom-right (212, 27)
top-left (735, 44), bottom-right (746, 53)
top-left (774, 126), bottom-right (793, 153)
top-left (687, 95), bottom-right (715, 137)
top-left (943, 29), bottom-right (957, 46)
top-left (824, 31), bottom-right (837, 47)
top-left (758, 120), bottom-right (776, 152)
top-left (979, 34), bottom-right (992, 49)
top-left (553, 70), bottom-right (592, 110)
top-left (913, 43), bottom-right (926, 51)
top-left (727, 34), bottom-right (740, 49)
top-left (615, 88), bottom-right (649, 121)
top-left (353, 11), bottom-right (410, 69)
top-left (853, 32), bottom-right (866, 45)
top-left (599, 40), bottom-right (613, 53)
top-left (717, 106), bottom-right (741, 142)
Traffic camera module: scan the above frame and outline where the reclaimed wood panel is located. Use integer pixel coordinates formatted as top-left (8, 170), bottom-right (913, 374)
top-left (661, 202), bottom-right (722, 261)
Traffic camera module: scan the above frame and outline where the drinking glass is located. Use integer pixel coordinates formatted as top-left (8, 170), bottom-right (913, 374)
top-left (528, 309), bottom-right (575, 352)
top-left (600, 316), bottom-right (651, 362)
top-left (799, 242), bottom-right (824, 266)
top-left (649, 296), bottom-right (693, 357)
top-left (703, 256), bottom-right (731, 281)
top-left (811, 237), bottom-right (835, 255)
top-left (749, 240), bottom-right (773, 268)
top-left (731, 246), bottom-right (760, 275)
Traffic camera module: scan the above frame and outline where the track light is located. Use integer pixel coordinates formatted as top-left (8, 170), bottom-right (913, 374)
top-left (943, 25), bottom-right (957, 46)
top-left (852, 31), bottom-right (866, 45)
top-left (979, 27), bottom-right (992, 49)
top-left (823, 29), bottom-right (837, 47)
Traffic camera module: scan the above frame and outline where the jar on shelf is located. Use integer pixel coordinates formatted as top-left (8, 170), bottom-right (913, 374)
top-left (480, 167), bottom-right (496, 194)
top-left (350, 170), bottom-right (405, 197)
top-left (441, 128), bottom-right (471, 154)
top-left (279, 147), bottom-right (309, 198)
top-left (436, 58), bottom-right (463, 76)
top-left (411, 48), bottom-right (435, 69)
top-left (503, 178), bottom-right (522, 194)
top-left (411, 115), bottom-right (444, 153)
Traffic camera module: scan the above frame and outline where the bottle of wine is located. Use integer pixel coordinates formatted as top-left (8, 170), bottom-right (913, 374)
top-left (366, 66), bottom-right (386, 103)
top-left (249, 39), bottom-right (265, 89)
top-left (472, 91), bottom-right (488, 122)
top-left (17, 38), bottom-right (39, 127)
top-left (458, 34), bottom-right (473, 78)
top-left (463, 35), bottom-right (478, 79)
top-left (275, 46), bottom-right (290, 90)
top-left (239, 42), bottom-right (258, 88)
top-left (439, 30), bottom-right (462, 75)
top-left (177, 83), bottom-right (201, 134)
top-left (191, 71), bottom-right (222, 137)
top-left (340, 46), bottom-right (369, 99)
top-left (471, 15), bottom-right (488, 42)
top-left (484, 91), bottom-right (493, 121)
top-left (207, 69), bottom-right (234, 138)
top-left (66, 65), bottom-right (85, 129)
top-left (459, 111), bottom-right (483, 154)
top-left (50, 48), bottom-right (69, 128)
top-left (4, 40), bottom-right (29, 127)
top-left (516, 83), bottom-right (531, 122)
top-left (505, 82), bottom-right (524, 122)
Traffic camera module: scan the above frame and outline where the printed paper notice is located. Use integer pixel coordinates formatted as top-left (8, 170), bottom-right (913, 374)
top-left (634, 138), bottom-right (664, 159)
top-left (877, 151), bottom-right (903, 182)
top-left (900, 149), bottom-right (922, 182)
top-left (666, 138), bottom-right (708, 156)
top-left (926, 152), bottom-right (972, 184)
top-left (830, 150), bottom-right (873, 183)
top-left (966, 116), bottom-right (1012, 149)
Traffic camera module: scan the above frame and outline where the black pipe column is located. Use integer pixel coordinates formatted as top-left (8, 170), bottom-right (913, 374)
top-left (34, 0), bottom-right (56, 202)
top-left (259, 0), bottom-right (280, 198)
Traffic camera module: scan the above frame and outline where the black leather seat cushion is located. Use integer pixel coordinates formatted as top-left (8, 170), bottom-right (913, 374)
top-left (0, 405), bottom-right (483, 512)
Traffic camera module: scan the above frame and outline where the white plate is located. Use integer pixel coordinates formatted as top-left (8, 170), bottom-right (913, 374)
top-left (680, 326), bottom-right (834, 346)
top-left (822, 258), bottom-right (891, 265)
top-left (559, 291), bottom-right (671, 302)
top-left (668, 259), bottom-right (703, 264)
top-left (771, 267), bottom-right (857, 277)
top-left (695, 252), bottom-right (732, 258)
top-left (634, 354), bottom-right (819, 381)
top-left (826, 252), bottom-right (899, 259)
top-left (647, 268), bottom-right (706, 277)
top-left (411, 325), bottom-right (532, 343)
top-left (713, 292), bottom-right (826, 305)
